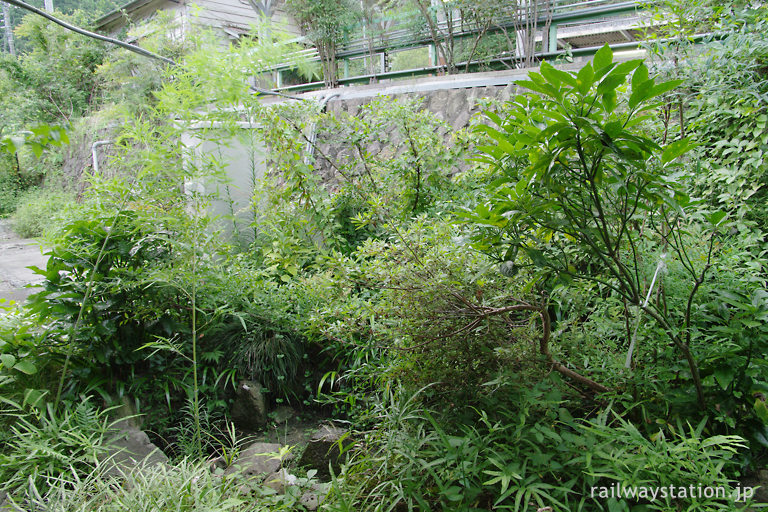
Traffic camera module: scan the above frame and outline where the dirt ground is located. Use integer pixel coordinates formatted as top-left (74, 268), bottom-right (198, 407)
top-left (0, 219), bottom-right (47, 306)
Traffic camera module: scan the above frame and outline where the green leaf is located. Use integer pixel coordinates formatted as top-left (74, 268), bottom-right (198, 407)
top-left (0, 354), bottom-right (16, 368)
top-left (593, 44), bottom-right (613, 73)
top-left (632, 63), bottom-right (649, 89)
top-left (602, 90), bottom-right (617, 113)
top-left (707, 210), bottom-right (727, 226)
top-left (714, 367), bottom-right (735, 390)
top-left (540, 61), bottom-right (578, 87)
top-left (13, 360), bottom-right (37, 375)
top-left (516, 79), bottom-right (560, 99)
top-left (661, 137), bottom-right (695, 164)
top-left (629, 77), bottom-right (654, 110)
top-left (648, 79), bottom-right (684, 100)
top-left (577, 63), bottom-right (595, 95)
top-left (755, 399), bottom-right (768, 425)
top-left (30, 142), bottom-right (43, 158)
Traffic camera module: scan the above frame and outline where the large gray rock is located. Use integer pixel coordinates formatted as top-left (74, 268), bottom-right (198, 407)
top-left (224, 442), bottom-right (293, 480)
top-left (231, 380), bottom-right (268, 431)
top-left (297, 424), bottom-right (347, 481)
top-left (100, 426), bottom-right (168, 479)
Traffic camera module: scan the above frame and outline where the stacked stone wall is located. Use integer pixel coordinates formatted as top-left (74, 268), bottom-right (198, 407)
top-left (312, 83), bottom-right (518, 178)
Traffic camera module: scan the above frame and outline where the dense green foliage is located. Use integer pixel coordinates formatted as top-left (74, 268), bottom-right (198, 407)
top-left (0, 0), bottom-right (767, 510)
top-left (285, 0), bottom-right (361, 86)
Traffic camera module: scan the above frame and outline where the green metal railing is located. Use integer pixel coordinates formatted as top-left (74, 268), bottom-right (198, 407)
top-left (270, 0), bottom-right (649, 92)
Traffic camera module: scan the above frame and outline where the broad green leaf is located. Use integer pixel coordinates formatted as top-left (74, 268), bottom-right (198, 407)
top-left (485, 110), bottom-right (503, 128)
top-left (714, 367), bottom-right (735, 390)
top-left (707, 210), bottom-right (727, 226)
top-left (661, 137), bottom-right (695, 164)
top-left (755, 399), bottom-right (768, 425)
top-left (516, 79), bottom-right (560, 100)
top-left (540, 61), bottom-right (578, 87)
top-left (13, 360), bottom-right (37, 375)
top-left (597, 61), bottom-right (641, 95)
top-left (0, 354), bottom-right (16, 368)
top-left (632, 63), bottom-right (649, 89)
top-left (648, 79), bottom-right (684, 100)
top-left (593, 44), bottom-right (613, 73)
top-left (629, 77), bottom-right (654, 110)
top-left (602, 90), bottom-right (617, 113)
top-left (30, 142), bottom-right (43, 158)
top-left (31, 125), bottom-right (51, 137)
top-left (577, 63), bottom-right (595, 95)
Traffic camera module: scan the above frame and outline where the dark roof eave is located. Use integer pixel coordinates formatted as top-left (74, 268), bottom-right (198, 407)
top-left (94, 0), bottom-right (178, 31)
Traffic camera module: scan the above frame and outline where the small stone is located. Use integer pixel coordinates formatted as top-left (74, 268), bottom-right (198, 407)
top-left (300, 491), bottom-right (319, 511)
top-left (271, 405), bottom-right (296, 424)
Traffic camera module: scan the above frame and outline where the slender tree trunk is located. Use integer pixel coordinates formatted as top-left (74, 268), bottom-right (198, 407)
top-left (2, 2), bottom-right (15, 56)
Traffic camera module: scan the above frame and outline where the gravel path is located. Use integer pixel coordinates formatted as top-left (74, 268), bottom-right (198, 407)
top-left (0, 219), bottom-right (48, 305)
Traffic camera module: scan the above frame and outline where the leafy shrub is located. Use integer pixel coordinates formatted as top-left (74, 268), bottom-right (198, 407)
top-left (652, 3), bottom-right (768, 230)
top-left (11, 188), bottom-right (77, 238)
top-left (582, 412), bottom-right (750, 511)
top-left (0, 13), bottom-right (106, 128)
top-left (23, 458), bottom-right (313, 512)
top-left (697, 287), bottom-right (768, 457)
top-left (327, 383), bottom-right (752, 512)
top-left (463, 44), bottom-right (734, 406)
top-left (0, 397), bottom-right (112, 499)
top-left (335, 218), bottom-right (543, 404)
top-left (210, 313), bottom-right (308, 404)
top-left (0, 153), bottom-right (45, 217)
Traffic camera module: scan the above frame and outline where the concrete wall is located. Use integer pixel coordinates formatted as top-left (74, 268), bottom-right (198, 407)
top-left (182, 127), bottom-right (266, 243)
